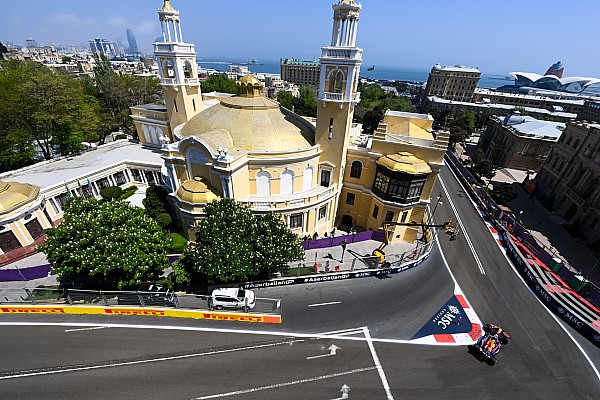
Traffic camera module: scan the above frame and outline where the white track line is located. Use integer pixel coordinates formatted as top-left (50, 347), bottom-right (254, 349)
top-left (308, 301), bottom-right (342, 307)
top-left (64, 326), bottom-right (108, 333)
top-left (194, 367), bottom-right (376, 399)
top-left (0, 339), bottom-right (297, 380)
top-left (439, 176), bottom-right (486, 275)
top-left (362, 326), bottom-right (394, 400)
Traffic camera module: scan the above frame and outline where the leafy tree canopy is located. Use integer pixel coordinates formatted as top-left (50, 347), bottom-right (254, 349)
top-left (39, 197), bottom-right (169, 290)
top-left (174, 199), bottom-right (304, 285)
top-left (277, 86), bottom-right (317, 118)
top-left (355, 83), bottom-right (414, 134)
top-left (201, 73), bottom-right (237, 94)
top-left (0, 59), bottom-right (99, 164)
top-left (490, 182), bottom-right (518, 205)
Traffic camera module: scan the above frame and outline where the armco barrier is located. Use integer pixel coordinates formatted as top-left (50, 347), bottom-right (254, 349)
top-left (0, 304), bottom-right (282, 324)
top-left (502, 230), bottom-right (600, 348)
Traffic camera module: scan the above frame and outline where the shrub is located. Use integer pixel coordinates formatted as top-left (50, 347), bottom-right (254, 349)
top-left (100, 186), bottom-right (123, 201)
top-left (118, 185), bottom-right (138, 200)
top-left (168, 233), bottom-right (188, 253)
top-left (155, 212), bottom-right (172, 229)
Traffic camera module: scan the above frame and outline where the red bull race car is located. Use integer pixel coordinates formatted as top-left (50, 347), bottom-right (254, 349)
top-left (469, 323), bottom-right (511, 366)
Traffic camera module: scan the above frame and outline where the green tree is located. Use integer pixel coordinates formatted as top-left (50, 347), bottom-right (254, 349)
top-left (0, 59), bottom-right (99, 161)
top-left (277, 90), bottom-right (294, 110)
top-left (201, 73), bottom-right (237, 94)
top-left (174, 199), bottom-right (303, 285)
top-left (362, 105), bottom-right (385, 135)
top-left (142, 185), bottom-right (167, 219)
top-left (39, 197), bottom-right (169, 289)
top-left (490, 182), bottom-right (518, 205)
top-left (472, 154), bottom-right (496, 181)
top-left (255, 212), bottom-right (304, 278)
top-left (451, 111), bottom-right (476, 133)
top-left (91, 59), bottom-right (162, 142)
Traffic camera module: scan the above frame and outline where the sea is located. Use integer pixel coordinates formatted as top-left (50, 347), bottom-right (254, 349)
top-left (197, 59), bottom-right (515, 89)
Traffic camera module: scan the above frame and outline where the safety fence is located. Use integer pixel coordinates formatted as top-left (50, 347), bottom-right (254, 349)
top-left (445, 151), bottom-right (600, 342)
top-left (0, 288), bottom-right (282, 316)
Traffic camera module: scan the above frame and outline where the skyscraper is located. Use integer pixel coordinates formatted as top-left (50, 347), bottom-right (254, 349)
top-left (126, 28), bottom-right (139, 55)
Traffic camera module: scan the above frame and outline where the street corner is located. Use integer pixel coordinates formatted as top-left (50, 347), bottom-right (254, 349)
top-left (409, 293), bottom-right (482, 346)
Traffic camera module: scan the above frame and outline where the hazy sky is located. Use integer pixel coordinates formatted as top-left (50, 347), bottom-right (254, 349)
top-left (2, 0), bottom-right (598, 76)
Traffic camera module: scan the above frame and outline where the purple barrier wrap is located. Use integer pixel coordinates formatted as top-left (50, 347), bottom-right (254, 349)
top-left (302, 230), bottom-right (378, 250)
top-left (0, 264), bottom-right (52, 282)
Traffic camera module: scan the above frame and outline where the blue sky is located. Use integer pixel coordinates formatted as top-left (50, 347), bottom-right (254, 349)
top-left (2, 0), bottom-right (598, 77)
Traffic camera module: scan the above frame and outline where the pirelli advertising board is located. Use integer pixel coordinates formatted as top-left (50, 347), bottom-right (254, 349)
top-left (0, 305), bottom-right (282, 324)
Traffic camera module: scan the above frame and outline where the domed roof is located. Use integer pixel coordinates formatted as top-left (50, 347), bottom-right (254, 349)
top-left (180, 95), bottom-right (314, 153)
top-left (376, 152), bottom-right (432, 175)
top-left (0, 181), bottom-right (40, 215)
top-left (175, 177), bottom-right (220, 204)
top-left (239, 75), bottom-right (261, 85)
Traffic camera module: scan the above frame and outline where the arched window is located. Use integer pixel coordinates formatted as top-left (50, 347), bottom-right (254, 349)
top-left (280, 170), bottom-right (294, 195)
top-left (329, 70), bottom-right (343, 93)
top-left (256, 171), bottom-right (271, 196)
top-left (164, 59), bottom-right (175, 78)
top-left (350, 161), bottom-right (362, 179)
top-left (183, 61), bottom-right (193, 78)
top-left (303, 166), bottom-right (314, 191)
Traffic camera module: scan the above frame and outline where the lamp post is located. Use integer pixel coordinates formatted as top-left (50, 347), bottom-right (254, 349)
top-left (431, 193), bottom-right (443, 222)
top-left (340, 240), bottom-right (347, 261)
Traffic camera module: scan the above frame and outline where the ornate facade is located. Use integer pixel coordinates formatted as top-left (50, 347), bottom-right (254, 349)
top-left (132, 1), bottom-right (448, 243)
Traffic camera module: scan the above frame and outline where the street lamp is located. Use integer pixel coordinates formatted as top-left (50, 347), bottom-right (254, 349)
top-left (431, 193), bottom-right (443, 222)
top-left (340, 240), bottom-right (347, 261)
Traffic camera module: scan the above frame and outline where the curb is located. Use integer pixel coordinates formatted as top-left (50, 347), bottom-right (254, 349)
top-left (0, 305), bottom-right (282, 324)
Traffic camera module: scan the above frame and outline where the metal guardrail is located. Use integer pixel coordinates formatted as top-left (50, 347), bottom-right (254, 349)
top-left (0, 288), bottom-right (282, 315)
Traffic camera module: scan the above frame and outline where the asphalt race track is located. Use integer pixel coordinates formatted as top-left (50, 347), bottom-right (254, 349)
top-left (1, 166), bottom-right (599, 399)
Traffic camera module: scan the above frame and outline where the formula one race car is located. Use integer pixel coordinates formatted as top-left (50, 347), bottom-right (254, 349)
top-left (468, 324), bottom-right (511, 366)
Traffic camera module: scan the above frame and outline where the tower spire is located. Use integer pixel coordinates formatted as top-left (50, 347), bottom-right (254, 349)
top-left (154, 0), bottom-right (203, 132)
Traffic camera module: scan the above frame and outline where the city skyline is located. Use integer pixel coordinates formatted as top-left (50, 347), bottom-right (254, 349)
top-left (2, 0), bottom-right (599, 77)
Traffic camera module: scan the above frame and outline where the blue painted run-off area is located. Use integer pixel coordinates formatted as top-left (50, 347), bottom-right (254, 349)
top-left (412, 296), bottom-right (472, 338)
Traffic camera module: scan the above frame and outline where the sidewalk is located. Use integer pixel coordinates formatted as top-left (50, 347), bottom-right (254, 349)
top-left (300, 237), bottom-right (416, 272)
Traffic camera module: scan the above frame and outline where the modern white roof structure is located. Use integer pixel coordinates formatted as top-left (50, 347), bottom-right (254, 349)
top-left (0, 140), bottom-right (165, 191)
top-left (509, 72), bottom-right (600, 93)
top-left (502, 114), bottom-right (565, 139)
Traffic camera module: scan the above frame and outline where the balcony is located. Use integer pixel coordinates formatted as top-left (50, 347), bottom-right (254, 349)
top-left (321, 46), bottom-right (362, 60)
top-left (239, 184), bottom-right (337, 211)
top-left (184, 78), bottom-right (199, 86)
top-left (153, 43), bottom-right (196, 54)
top-left (323, 92), bottom-right (343, 101)
top-left (161, 78), bottom-right (176, 86)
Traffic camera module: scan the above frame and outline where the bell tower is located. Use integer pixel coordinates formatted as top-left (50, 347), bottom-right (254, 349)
top-left (315, 0), bottom-right (362, 188)
top-left (154, 0), bottom-right (203, 135)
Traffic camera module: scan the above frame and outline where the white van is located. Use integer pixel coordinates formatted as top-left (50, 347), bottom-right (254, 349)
top-left (209, 288), bottom-right (256, 310)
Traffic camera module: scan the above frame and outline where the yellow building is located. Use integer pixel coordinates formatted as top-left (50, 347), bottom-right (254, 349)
top-left (131, 0), bottom-right (449, 243)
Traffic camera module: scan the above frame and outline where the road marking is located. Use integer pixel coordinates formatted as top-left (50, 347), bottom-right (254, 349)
top-left (362, 326), bottom-right (394, 400)
top-left (439, 176), bottom-right (486, 275)
top-left (194, 367), bottom-right (376, 399)
top-left (306, 344), bottom-right (341, 360)
top-left (64, 326), bottom-right (108, 333)
top-left (0, 322), bottom-right (465, 346)
top-left (320, 327), bottom-right (364, 336)
top-left (308, 301), bottom-right (342, 307)
top-left (0, 339), bottom-right (297, 380)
